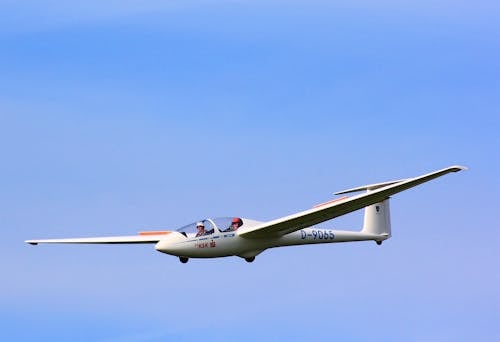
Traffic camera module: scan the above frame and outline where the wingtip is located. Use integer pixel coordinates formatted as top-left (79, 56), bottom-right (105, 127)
top-left (450, 165), bottom-right (468, 172)
top-left (26, 240), bottom-right (38, 245)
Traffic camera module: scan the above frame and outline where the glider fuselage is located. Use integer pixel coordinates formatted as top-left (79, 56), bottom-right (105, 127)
top-left (154, 227), bottom-right (386, 259)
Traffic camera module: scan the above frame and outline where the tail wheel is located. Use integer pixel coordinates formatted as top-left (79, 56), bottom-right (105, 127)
top-left (245, 257), bottom-right (255, 263)
top-left (376, 241), bottom-right (382, 246)
top-left (179, 257), bottom-right (189, 263)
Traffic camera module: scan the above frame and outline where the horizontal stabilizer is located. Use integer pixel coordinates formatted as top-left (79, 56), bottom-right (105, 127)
top-left (334, 179), bottom-right (407, 195)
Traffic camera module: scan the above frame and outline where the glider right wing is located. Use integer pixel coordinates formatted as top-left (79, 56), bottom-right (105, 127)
top-left (237, 165), bottom-right (466, 239)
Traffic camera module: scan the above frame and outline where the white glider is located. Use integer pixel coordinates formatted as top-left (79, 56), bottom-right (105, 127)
top-left (26, 165), bottom-right (466, 263)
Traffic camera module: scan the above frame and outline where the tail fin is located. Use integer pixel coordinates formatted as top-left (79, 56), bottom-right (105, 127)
top-left (335, 180), bottom-right (394, 237)
top-left (362, 199), bottom-right (391, 237)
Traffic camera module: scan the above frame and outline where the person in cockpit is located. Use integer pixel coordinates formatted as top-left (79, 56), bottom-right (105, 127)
top-left (195, 222), bottom-right (207, 237)
top-left (224, 217), bottom-right (243, 232)
top-left (195, 221), bottom-right (214, 237)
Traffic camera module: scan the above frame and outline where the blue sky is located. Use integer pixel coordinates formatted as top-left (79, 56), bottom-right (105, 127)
top-left (1, 1), bottom-right (499, 341)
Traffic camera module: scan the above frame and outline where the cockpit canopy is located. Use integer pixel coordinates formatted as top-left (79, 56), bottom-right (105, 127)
top-left (176, 217), bottom-right (247, 238)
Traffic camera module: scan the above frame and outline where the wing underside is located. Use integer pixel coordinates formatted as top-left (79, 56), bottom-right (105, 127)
top-left (237, 165), bottom-right (466, 239)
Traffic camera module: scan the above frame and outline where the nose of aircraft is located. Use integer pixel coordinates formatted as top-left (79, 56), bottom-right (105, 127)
top-left (155, 232), bottom-right (187, 255)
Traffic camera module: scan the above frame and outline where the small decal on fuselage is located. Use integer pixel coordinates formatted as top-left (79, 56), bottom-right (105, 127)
top-left (195, 240), bottom-right (217, 249)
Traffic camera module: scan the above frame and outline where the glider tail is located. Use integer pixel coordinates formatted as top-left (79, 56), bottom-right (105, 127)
top-left (362, 199), bottom-right (391, 237)
top-left (336, 180), bottom-right (395, 238)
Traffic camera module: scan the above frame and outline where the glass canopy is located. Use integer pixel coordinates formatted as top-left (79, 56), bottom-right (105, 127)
top-left (176, 217), bottom-right (242, 237)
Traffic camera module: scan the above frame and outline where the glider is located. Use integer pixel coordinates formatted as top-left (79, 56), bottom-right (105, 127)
top-left (26, 165), bottom-right (466, 263)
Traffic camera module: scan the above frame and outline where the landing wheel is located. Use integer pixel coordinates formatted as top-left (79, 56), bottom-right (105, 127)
top-left (376, 241), bottom-right (382, 246)
top-left (245, 257), bottom-right (255, 263)
top-left (179, 257), bottom-right (189, 263)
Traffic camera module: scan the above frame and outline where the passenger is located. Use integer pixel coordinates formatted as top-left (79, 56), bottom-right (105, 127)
top-left (225, 217), bottom-right (243, 232)
top-left (195, 222), bottom-right (207, 237)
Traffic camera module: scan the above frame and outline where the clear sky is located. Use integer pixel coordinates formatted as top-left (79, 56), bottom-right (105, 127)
top-left (1, 1), bottom-right (499, 341)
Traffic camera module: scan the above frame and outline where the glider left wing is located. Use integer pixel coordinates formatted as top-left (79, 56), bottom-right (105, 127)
top-left (26, 231), bottom-right (171, 245)
top-left (237, 165), bottom-right (466, 239)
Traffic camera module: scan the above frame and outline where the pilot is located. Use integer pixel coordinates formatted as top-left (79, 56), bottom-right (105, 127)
top-left (195, 222), bottom-right (206, 237)
top-left (225, 217), bottom-right (243, 232)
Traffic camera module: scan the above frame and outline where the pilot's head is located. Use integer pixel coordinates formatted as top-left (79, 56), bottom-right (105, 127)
top-left (196, 222), bottom-right (205, 230)
top-left (231, 217), bottom-right (243, 229)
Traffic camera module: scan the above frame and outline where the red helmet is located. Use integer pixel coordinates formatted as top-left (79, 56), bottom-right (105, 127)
top-left (232, 217), bottom-right (243, 227)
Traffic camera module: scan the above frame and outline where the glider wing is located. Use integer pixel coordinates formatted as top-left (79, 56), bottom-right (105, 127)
top-left (237, 165), bottom-right (466, 238)
top-left (26, 231), bottom-right (171, 245)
